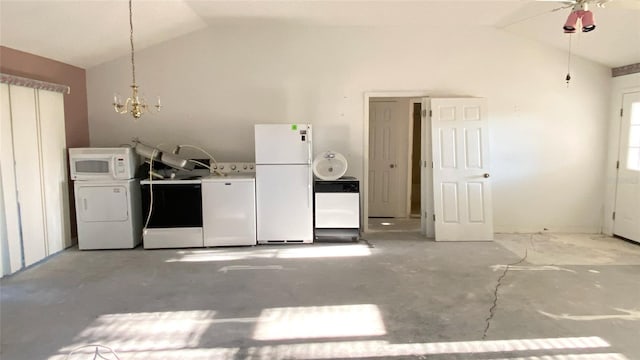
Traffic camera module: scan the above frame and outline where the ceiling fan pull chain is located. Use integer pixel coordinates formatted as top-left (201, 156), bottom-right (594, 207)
top-left (565, 33), bottom-right (573, 87)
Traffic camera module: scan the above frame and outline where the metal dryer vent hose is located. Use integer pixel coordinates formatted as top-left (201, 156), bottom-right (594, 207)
top-left (133, 140), bottom-right (162, 161)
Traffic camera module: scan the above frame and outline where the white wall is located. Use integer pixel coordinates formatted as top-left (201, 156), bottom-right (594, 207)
top-left (87, 24), bottom-right (611, 233)
top-left (603, 72), bottom-right (640, 235)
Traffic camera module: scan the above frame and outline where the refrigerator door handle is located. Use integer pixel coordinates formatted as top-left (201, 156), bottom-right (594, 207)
top-left (307, 136), bottom-right (312, 165)
top-left (308, 169), bottom-right (312, 209)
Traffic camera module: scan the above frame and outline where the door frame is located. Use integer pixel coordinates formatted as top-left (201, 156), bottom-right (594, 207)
top-left (603, 86), bottom-right (640, 236)
top-left (407, 98), bottom-right (421, 217)
top-left (363, 91), bottom-right (430, 233)
top-left (612, 89), bottom-right (640, 241)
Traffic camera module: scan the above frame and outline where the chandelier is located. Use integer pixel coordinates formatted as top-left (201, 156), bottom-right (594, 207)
top-left (112, 0), bottom-right (160, 119)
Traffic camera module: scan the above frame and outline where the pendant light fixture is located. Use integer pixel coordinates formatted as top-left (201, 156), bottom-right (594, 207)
top-left (112, 0), bottom-right (161, 119)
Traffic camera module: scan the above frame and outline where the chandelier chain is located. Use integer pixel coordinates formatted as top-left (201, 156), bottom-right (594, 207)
top-left (112, 0), bottom-right (160, 119)
top-left (129, 0), bottom-right (136, 86)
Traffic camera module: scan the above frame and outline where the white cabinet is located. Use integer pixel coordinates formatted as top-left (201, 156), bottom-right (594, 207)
top-left (202, 175), bottom-right (256, 247)
top-left (0, 82), bottom-right (70, 275)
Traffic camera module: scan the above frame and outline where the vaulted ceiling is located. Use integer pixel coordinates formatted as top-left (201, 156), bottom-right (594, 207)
top-left (1, 0), bottom-right (638, 69)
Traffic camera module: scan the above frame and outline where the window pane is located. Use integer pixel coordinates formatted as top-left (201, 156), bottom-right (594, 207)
top-left (628, 147), bottom-right (640, 171)
top-left (630, 125), bottom-right (640, 147)
top-left (632, 102), bottom-right (640, 125)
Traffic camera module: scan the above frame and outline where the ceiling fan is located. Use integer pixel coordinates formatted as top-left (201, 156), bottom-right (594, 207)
top-left (532, 0), bottom-right (640, 33)
top-left (521, 0), bottom-right (639, 85)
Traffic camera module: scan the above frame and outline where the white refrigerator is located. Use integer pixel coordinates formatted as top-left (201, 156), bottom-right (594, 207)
top-left (255, 124), bottom-right (313, 244)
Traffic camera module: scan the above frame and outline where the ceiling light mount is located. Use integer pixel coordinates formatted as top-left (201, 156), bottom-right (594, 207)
top-left (112, 0), bottom-right (160, 119)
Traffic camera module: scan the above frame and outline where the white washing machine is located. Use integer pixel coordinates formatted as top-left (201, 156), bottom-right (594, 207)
top-left (202, 174), bottom-right (256, 247)
top-left (74, 179), bottom-right (142, 250)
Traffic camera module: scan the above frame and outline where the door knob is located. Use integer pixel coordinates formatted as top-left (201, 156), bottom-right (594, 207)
top-left (483, 173), bottom-right (490, 178)
top-left (390, 164), bottom-right (396, 168)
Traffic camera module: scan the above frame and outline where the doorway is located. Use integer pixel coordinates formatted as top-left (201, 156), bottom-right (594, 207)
top-left (364, 94), bottom-right (493, 241)
top-left (366, 95), bottom-right (429, 233)
top-left (613, 90), bottom-right (640, 243)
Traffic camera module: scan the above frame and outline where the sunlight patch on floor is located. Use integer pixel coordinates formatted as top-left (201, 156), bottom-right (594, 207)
top-left (247, 337), bottom-right (614, 360)
top-left (57, 310), bottom-right (217, 353)
top-left (494, 233), bottom-right (640, 266)
top-left (165, 244), bottom-right (372, 262)
top-left (253, 304), bottom-right (386, 341)
top-left (55, 347), bottom-right (239, 360)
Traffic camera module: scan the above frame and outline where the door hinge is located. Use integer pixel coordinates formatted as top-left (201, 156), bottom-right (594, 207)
top-left (431, 161), bottom-right (434, 168)
top-left (423, 160), bottom-right (427, 168)
top-left (421, 109), bottom-right (427, 117)
top-left (429, 109), bottom-right (433, 118)
top-left (616, 161), bottom-right (620, 169)
top-left (620, 108), bottom-right (623, 117)
top-left (433, 214), bottom-right (436, 221)
top-left (612, 212), bottom-right (616, 220)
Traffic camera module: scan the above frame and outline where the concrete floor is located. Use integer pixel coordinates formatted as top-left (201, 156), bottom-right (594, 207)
top-left (368, 218), bottom-right (421, 232)
top-left (1, 233), bottom-right (639, 360)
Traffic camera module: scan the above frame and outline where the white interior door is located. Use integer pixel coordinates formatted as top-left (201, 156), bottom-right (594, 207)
top-left (10, 85), bottom-right (47, 266)
top-left (614, 91), bottom-right (640, 243)
top-left (431, 98), bottom-right (493, 241)
top-left (369, 99), bottom-right (409, 217)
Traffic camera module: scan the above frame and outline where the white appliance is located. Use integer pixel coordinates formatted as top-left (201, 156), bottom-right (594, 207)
top-left (69, 147), bottom-right (137, 180)
top-left (314, 178), bottom-right (360, 241)
top-left (74, 179), bottom-right (142, 250)
top-left (202, 174), bottom-right (256, 247)
top-left (255, 124), bottom-right (313, 244)
top-left (140, 179), bottom-right (203, 249)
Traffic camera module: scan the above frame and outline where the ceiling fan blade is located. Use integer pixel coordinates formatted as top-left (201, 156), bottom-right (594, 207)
top-left (597, 0), bottom-right (640, 9)
top-left (499, 3), bottom-right (575, 29)
top-left (533, 0), bottom-right (577, 4)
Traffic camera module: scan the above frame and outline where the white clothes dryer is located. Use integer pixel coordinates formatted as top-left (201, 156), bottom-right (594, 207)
top-left (74, 179), bottom-right (142, 250)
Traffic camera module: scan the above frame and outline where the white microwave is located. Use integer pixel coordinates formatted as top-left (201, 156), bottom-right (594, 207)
top-left (69, 147), bottom-right (138, 180)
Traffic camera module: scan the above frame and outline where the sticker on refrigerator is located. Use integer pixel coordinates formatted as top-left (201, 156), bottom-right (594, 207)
top-left (291, 124), bottom-right (298, 130)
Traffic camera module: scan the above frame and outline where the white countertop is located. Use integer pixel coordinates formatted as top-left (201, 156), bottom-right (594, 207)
top-left (201, 173), bottom-right (255, 182)
top-left (140, 178), bottom-right (202, 185)
top-left (141, 173), bottom-right (255, 185)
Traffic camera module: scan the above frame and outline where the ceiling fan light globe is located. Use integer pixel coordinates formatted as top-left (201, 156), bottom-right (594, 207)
top-left (563, 11), bottom-right (579, 32)
top-left (581, 10), bottom-right (596, 32)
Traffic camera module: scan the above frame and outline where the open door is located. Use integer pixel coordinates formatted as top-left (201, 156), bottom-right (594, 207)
top-left (368, 99), bottom-right (410, 218)
top-left (431, 98), bottom-right (493, 241)
top-left (613, 91), bottom-right (640, 243)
